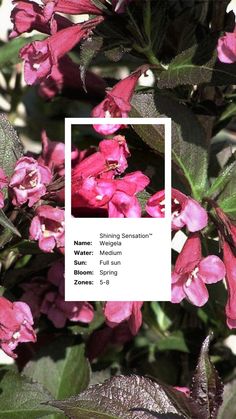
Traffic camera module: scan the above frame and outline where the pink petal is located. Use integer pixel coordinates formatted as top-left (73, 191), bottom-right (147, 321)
top-left (171, 281), bottom-right (186, 303)
top-left (104, 301), bottom-right (133, 326)
top-left (199, 256), bottom-right (226, 284)
top-left (181, 198), bottom-right (208, 232)
top-left (184, 277), bottom-right (209, 307)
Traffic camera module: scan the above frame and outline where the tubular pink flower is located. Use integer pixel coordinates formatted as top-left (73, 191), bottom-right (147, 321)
top-left (92, 65), bottom-right (150, 135)
top-left (172, 234), bottom-right (226, 307)
top-left (41, 292), bottom-right (94, 327)
top-left (99, 135), bottom-right (130, 174)
top-left (72, 177), bottom-right (116, 209)
top-left (146, 190), bottom-right (165, 218)
top-left (10, 0), bottom-right (71, 38)
top-left (104, 301), bottom-right (143, 335)
top-left (29, 205), bottom-right (64, 252)
top-left (20, 16), bottom-right (104, 85)
top-left (223, 241), bottom-right (236, 328)
top-left (40, 260), bottom-right (94, 327)
top-left (217, 26), bottom-right (236, 63)
top-left (9, 156), bottom-right (52, 207)
top-left (108, 171), bottom-right (150, 218)
top-left (38, 130), bottom-right (65, 175)
top-left (172, 189), bottom-right (208, 232)
top-left (43, 0), bottom-right (104, 16)
top-left (0, 296), bottom-right (36, 358)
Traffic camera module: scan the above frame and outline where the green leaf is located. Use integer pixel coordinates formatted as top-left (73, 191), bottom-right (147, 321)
top-left (150, 302), bottom-right (172, 331)
top-left (218, 379), bottom-right (236, 419)
top-left (156, 331), bottom-right (189, 353)
top-left (0, 369), bottom-right (60, 418)
top-left (80, 36), bottom-right (103, 90)
top-left (23, 337), bottom-right (90, 400)
top-left (218, 194), bottom-right (236, 217)
top-left (158, 36), bottom-right (236, 89)
top-left (131, 92), bottom-right (208, 199)
top-left (206, 162), bottom-right (236, 198)
top-left (0, 209), bottom-right (21, 238)
top-left (49, 374), bottom-right (199, 419)
top-left (0, 114), bottom-right (23, 178)
top-left (190, 334), bottom-right (224, 419)
top-left (218, 164), bottom-right (236, 206)
top-left (130, 94), bottom-right (165, 154)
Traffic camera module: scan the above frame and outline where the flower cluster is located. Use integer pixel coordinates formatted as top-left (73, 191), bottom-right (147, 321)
top-left (21, 261), bottom-right (94, 328)
top-left (10, 0), bottom-right (137, 100)
top-left (0, 128), bottom-right (65, 357)
top-left (72, 133), bottom-right (151, 218)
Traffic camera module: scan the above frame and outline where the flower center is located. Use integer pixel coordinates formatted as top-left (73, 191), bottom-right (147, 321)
top-left (41, 219), bottom-right (64, 237)
top-left (20, 169), bottom-right (39, 190)
top-left (171, 198), bottom-right (181, 218)
top-left (185, 267), bottom-right (199, 288)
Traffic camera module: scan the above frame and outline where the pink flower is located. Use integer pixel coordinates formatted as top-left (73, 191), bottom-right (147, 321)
top-left (112, 0), bottom-right (133, 13)
top-left (10, 0), bottom-right (50, 38)
top-left (0, 168), bottom-right (8, 189)
top-left (29, 205), bottom-right (64, 252)
top-left (20, 17), bottom-right (103, 85)
top-left (217, 26), bottom-right (236, 63)
top-left (72, 151), bottom-right (107, 181)
top-left (41, 293), bottom-right (94, 327)
top-left (10, 0), bottom-right (71, 38)
top-left (40, 261), bottom-right (94, 327)
top-left (108, 171), bottom-right (150, 218)
top-left (99, 135), bottom-right (130, 174)
top-left (0, 296), bottom-right (36, 358)
top-left (72, 135), bottom-right (130, 182)
top-left (223, 240), bottom-right (236, 328)
top-left (104, 301), bottom-right (143, 335)
top-left (21, 277), bottom-right (50, 319)
top-left (43, 0), bottom-right (104, 16)
top-left (38, 130), bottom-right (65, 176)
top-left (172, 234), bottom-right (226, 306)
top-left (0, 168), bottom-right (8, 209)
top-left (172, 189), bottom-right (208, 232)
top-left (92, 65), bottom-right (149, 135)
top-left (9, 156), bottom-right (52, 207)
top-left (72, 176), bottom-right (116, 209)
top-left (146, 190), bottom-right (165, 218)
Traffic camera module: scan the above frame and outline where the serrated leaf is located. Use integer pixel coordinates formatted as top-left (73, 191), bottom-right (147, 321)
top-left (23, 337), bottom-right (90, 400)
top-left (218, 378), bottom-right (236, 419)
top-left (104, 46), bottom-right (130, 62)
top-left (49, 374), bottom-right (200, 419)
top-left (130, 94), bottom-right (165, 154)
top-left (0, 114), bottom-right (23, 178)
top-left (158, 36), bottom-right (236, 89)
top-left (137, 189), bottom-right (151, 213)
top-left (80, 36), bottom-right (103, 91)
top-left (218, 162), bottom-right (236, 203)
top-left (207, 162), bottom-right (236, 198)
top-left (0, 369), bottom-right (60, 418)
top-left (190, 334), bottom-right (224, 419)
top-left (0, 209), bottom-right (21, 237)
top-left (131, 92), bottom-right (208, 200)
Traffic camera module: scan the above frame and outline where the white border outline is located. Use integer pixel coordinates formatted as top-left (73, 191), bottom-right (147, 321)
top-left (65, 118), bottom-right (172, 301)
